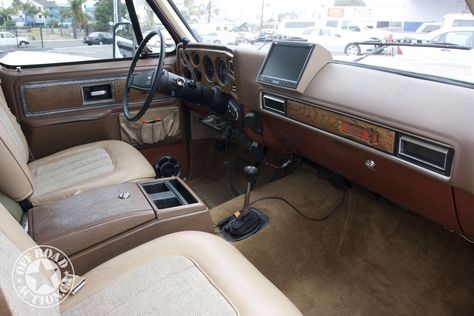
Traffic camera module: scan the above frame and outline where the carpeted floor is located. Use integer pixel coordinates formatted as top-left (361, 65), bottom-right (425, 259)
top-left (185, 139), bottom-right (240, 208)
top-left (186, 139), bottom-right (276, 208)
top-left (207, 165), bottom-right (474, 315)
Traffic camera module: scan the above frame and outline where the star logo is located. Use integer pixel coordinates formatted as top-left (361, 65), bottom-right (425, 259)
top-left (11, 245), bottom-right (75, 308)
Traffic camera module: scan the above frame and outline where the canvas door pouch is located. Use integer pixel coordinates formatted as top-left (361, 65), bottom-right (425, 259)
top-left (120, 106), bottom-right (180, 145)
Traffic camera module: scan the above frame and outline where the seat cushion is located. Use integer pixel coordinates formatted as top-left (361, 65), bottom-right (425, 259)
top-left (28, 140), bottom-right (155, 205)
top-left (61, 231), bottom-right (301, 316)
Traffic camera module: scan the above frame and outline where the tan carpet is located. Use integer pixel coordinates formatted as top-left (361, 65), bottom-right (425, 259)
top-left (186, 139), bottom-right (275, 208)
top-left (210, 165), bottom-right (474, 316)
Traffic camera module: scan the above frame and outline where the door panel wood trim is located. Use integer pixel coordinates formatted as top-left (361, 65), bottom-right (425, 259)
top-left (21, 76), bottom-right (174, 116)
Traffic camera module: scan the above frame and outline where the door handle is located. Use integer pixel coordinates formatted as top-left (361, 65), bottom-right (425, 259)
top-left (90, 90), bottom-right (108, 97)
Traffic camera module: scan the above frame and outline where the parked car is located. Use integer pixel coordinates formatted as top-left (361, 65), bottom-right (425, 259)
top-left (301, 26), bottom-right (375, 56)
top-left (442, 13), bottom-right (474, 28)
top-left (83, 32), bottom-right (114, 45)
top-left (381, 27), bottom-right (474, 83)
top-left (323, 19), bottom-right (393, 44)
top-left (277, 19), bottom-right (317, 37)
top-left (255, 29), bottom-right (278, 42)
top-left (0, 32), bottom-right (29, 46)
top-left (0, 50), bottom-right (93, 66)
top-left (201, 31), bottom-right (237, 45)
top-left (144, 29), bottom-right (176, 51)
top-left (235, 32), bottom-right (258, 44)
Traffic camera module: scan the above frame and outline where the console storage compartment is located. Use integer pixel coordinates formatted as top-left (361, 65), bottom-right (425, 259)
top-left (139, 178), bottom-right (203, 219)
top-left (28, 179), bottom-right (211, 274)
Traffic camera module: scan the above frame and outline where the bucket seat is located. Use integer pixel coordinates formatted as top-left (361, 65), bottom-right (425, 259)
top-left (0, 203), bottom-right (301, 315)
top-left (0, 88), bottom-right (155, 205)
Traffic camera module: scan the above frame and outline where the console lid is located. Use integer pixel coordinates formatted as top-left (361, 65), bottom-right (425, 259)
top-left (29, 183), bottom-right (155, 256)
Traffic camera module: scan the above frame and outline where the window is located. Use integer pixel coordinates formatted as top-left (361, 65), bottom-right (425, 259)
top-left (452, 19), bottom-right (474, 27)
top-left (172, 0), bottom-right (474, 84)
top-left (442, 31), bottom-right (474, 47)
top-left (0, 0), bottom-right (175, 66)
top-left (422, 25), bottom-right (440, 33)
top-left (284, 21), bottom-right (315, 29)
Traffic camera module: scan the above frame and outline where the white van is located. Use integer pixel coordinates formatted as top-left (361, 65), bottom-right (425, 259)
top-left (442, 13), bottom-right (474, 28)
top-left (277, 19), bottom-right (317, 37)
top-left (324, 19), bottom-right (391, 41)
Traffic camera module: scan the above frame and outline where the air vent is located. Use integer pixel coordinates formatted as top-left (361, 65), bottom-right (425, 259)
top-left (398, 135), bottom-right (453, 175)
top-left (262, 94), bottom-right (286, 115)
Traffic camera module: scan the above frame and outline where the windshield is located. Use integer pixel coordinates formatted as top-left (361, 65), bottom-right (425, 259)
top-left (172, 0), bottom-right (474, 84)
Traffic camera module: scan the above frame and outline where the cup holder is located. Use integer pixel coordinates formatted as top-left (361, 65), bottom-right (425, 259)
top-left (142, 178), bottom-right (198, 210)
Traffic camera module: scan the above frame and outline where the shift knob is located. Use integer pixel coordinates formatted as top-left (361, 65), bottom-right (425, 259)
top-left (244, 165), bottom-right (258, 183)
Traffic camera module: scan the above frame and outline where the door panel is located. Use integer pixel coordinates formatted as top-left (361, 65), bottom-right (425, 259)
top-left (0, 55), bottom-right (186, 159)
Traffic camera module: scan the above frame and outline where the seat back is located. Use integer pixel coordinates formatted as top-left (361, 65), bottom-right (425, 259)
top-left (0, 202), bottom-right (59, 315)
top-left (0, 86), bottom-right (33, 201)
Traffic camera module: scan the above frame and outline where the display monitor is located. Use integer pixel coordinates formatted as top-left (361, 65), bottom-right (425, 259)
top-left (258, 41), bottom-right (314, 89)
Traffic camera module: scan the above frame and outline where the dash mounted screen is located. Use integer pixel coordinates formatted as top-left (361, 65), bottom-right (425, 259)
top-left (259, 43), bottom-right (313, 87)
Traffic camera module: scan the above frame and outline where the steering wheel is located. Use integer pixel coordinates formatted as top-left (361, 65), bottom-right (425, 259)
top-left (123, 30), bottom-right (165, 121)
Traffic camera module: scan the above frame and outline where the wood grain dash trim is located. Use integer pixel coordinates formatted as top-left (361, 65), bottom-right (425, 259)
top-left (286, 100), bottom-right (396, 153)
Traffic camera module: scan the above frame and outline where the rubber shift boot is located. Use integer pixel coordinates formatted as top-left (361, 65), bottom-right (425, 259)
top-left (219, 208), bottom-right (269, 242)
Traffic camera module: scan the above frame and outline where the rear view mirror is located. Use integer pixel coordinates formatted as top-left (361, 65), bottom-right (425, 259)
top-left (113, 22), bottom-right (137, 59)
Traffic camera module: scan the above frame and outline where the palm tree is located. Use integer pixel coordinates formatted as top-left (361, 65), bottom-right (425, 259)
top-left (70, 0), bottom-right (87, 39)
top-left (0, 7), bottom-right (17, 27)
top-left (59, 7), bottom-right (72, 36)
top-left (20, 3), bottom-right (40, 26)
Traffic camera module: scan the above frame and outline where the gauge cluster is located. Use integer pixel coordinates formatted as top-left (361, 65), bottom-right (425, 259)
top-left (177, 44), bottom-right (237, 99)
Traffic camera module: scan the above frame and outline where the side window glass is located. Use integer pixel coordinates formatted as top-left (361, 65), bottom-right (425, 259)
top-left (0, 0), bottom-right (175, 66)
top-left (444, 31), bottom-right (472, 46)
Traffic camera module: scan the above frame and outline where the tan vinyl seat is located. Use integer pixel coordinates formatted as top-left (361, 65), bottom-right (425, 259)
top-left (0, 203), bottom-right (302, 316)
top-left (0, 88), bottom-right (155, 206)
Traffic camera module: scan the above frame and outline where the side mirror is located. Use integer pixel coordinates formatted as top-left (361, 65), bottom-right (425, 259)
top-left (113, 22), bottom-right (137, 59)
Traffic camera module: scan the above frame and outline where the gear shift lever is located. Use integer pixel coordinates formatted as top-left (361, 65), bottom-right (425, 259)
top-left (216, 165), bottom-right (269, 242)
top-left (242, 165), bottom-right (258, 216)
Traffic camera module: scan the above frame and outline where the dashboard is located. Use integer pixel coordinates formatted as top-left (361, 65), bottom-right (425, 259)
top-left (176, 42), bottom-right (474, 239)
top-left (177, 45), bottom-right (237, 100)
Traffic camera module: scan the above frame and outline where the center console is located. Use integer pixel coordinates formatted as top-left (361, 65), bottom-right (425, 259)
top-left (29, 177), bottom-right (212, 274)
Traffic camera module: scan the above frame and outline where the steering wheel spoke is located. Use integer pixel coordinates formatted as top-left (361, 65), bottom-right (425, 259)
top-left (123, 30), bottom-right (165, 121)
top-left (130, 70), bottom-right (155, 91)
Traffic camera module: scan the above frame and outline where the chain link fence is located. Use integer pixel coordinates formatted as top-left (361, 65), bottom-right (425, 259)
top-left (0, 27), bottom-right (85, 51)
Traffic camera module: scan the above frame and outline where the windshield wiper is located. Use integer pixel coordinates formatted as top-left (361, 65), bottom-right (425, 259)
top-left (351, 41), bottom-right (471, 63)
top-left (351, 44), bottom-right (388, 63)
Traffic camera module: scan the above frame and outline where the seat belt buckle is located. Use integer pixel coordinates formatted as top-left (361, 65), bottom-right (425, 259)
top-left (60, 273), bottom-right (87, 296)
